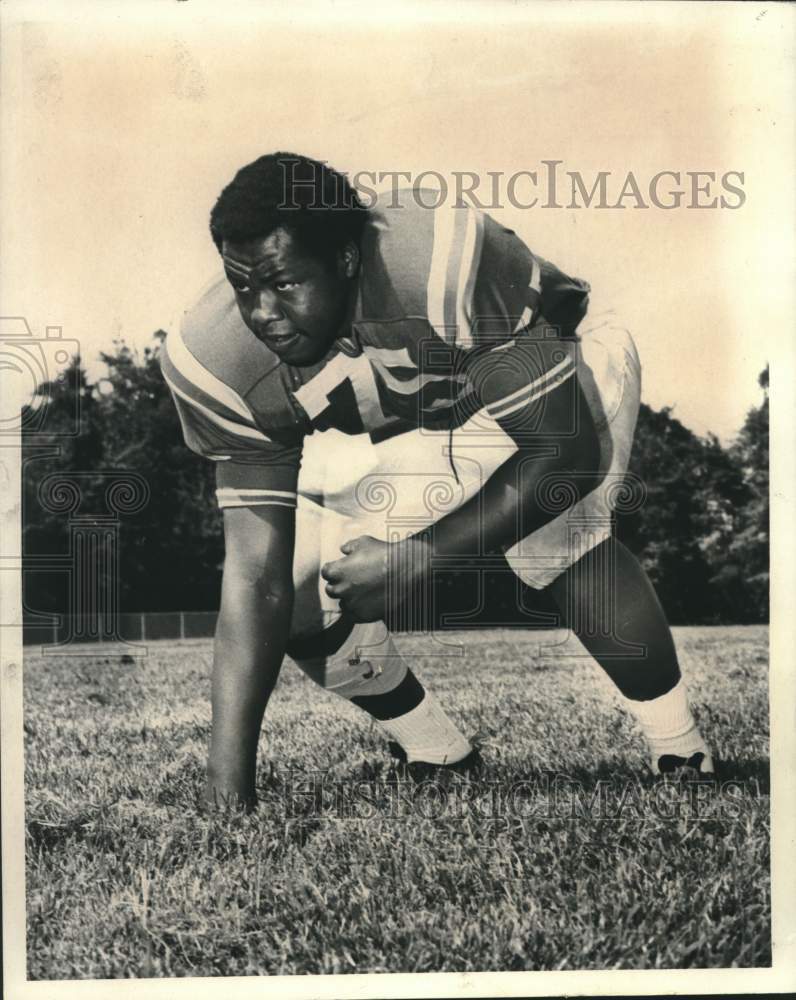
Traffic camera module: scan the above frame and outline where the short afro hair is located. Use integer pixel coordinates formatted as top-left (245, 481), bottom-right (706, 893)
top-left (209, 152), bottom-right (368, 260)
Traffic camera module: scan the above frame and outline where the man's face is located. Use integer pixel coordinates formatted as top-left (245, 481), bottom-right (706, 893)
top-left (222, 227), bottom-right (355, 366)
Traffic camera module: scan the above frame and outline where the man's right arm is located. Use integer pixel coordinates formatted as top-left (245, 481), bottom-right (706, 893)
top-left (159, 324), bottom-right (303, 810)
top-left (207, 502), bottom-right (296, 810)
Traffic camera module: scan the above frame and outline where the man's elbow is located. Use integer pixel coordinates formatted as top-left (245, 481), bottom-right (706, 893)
top-left (216, 570), bottom-right (294, 648)
top-left (237, 568), bottom-right (294, 606)
top-left (223, 552), bottom-right (294, 603)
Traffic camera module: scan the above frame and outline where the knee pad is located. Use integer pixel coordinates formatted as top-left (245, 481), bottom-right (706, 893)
top-left (288, 618), bottom-right (408, 700)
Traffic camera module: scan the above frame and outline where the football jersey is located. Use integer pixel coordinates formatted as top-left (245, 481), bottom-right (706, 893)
top-left (161, 190), bottom-right (591, 510)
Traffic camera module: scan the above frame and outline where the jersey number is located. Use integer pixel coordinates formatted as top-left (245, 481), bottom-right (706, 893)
top-left (293, 353), bottom-right (390, 435)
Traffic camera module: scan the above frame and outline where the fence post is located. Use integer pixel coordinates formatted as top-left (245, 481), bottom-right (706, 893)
top-left (180, 611), bottom-right (185, 641)
top-left (140, 613), bottom-right (146, 641)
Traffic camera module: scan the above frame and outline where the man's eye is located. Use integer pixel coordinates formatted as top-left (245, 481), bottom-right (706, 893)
top-left (230, 282), bottom-right (250, 294)
top-left (275, 281), bottom-right (298, 292)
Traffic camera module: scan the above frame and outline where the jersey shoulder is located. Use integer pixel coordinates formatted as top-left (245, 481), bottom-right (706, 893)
top-left (358, 191), bottom-right (590, 350)
top-left (358, 191), bottom-right (438, 321)
top-left (356, 191), bottom-right (541, 352)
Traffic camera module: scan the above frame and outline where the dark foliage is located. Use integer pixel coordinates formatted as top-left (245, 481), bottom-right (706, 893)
top-left (22, 336), bottom-right (222, 617)
top-left (616, 385), bottom-right (768, 624)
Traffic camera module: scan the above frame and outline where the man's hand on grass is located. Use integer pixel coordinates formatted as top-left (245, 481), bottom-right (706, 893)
top-left (204, 765), bottom-right (257, 814)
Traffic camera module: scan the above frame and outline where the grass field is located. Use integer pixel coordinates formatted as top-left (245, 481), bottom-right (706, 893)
top-left (23, 625), bottom-right (770, 978)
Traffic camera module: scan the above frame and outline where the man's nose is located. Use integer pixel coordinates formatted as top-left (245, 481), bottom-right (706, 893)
top-left (250, 290), bottom-right (284, 325)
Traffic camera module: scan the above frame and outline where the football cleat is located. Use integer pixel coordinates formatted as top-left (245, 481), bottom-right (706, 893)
top-left (387, 741), bottom-right (484, 782)
top-left (654, 750), bottom-right (716, 780)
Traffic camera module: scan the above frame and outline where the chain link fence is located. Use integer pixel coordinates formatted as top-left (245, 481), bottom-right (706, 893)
top-left (22, 612), bottom-right (218, 646)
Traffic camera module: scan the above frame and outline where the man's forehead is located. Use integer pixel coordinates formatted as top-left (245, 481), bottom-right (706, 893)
top-left (222, 228), bottom-right (300, 270)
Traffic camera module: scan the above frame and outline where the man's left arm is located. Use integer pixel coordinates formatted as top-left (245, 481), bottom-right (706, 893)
top-left (421, 336), bottom-right (604, 557)
top-left (323, 335), bottom-right (607, 620)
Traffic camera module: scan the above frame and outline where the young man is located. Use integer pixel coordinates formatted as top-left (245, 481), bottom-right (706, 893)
top-left (161, 153), bottom-right (713, 809)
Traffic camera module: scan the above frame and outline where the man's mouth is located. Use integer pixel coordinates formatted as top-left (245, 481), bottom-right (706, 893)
top-left (260, 329), bottom-right (301, 351)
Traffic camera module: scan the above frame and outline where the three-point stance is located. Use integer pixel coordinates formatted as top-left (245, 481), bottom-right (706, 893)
top-left (162, 153), bottom-right (713, 808)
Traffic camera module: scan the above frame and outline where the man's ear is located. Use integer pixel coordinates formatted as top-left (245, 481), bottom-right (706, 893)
top-left (337, 241), bottom-right (360, 279)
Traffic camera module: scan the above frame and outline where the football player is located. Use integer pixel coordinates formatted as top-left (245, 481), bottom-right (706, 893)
top-left (161, 153), bottom-right (714, 809)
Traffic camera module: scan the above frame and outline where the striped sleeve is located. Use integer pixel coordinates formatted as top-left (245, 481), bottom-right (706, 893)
top-left (161, 329), bottom-right (301, 510)
top-left (426, 206), bottom-right (590, 351)
top-left (423, 204), bottom-right (542, 350)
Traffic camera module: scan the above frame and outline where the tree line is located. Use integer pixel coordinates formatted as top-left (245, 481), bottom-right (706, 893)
top-left (21, 334), bottom-right (768, 625)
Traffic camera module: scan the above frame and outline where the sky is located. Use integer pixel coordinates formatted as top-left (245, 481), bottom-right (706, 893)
top-left (2, 1), bottom-right (792, 442)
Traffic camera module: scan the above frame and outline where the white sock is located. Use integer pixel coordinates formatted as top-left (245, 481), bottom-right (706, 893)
top-left (377, 690), bottom-right (472, 765)
top-left (622, 680), bottom-right (713, 772)
top-left (292, 621), bottom-right (472, 765)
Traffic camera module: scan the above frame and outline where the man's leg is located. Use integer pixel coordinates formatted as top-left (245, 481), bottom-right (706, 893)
top-left (505, 322), bottom-right (712, 774)
top-left (289, 496), bottom-right (474, 767)
top-left (546, 537), bottom-right (713, 774)
top-left (287, 617), bottom-right (474, 767)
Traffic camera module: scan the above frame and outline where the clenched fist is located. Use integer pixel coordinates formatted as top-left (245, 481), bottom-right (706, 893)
top-left (321, 534), bottom-right (431, 623)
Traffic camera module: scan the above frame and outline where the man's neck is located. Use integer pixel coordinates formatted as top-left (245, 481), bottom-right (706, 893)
top-left (335, 272), bottom-right (363, 357)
